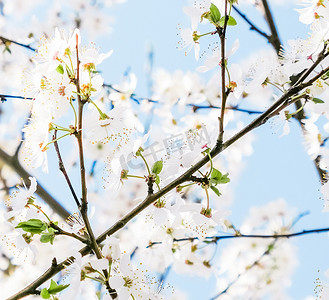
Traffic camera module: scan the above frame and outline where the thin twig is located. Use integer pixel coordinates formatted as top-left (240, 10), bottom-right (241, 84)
top-left (0, 36), bottom-right (36, 52)
top-left (189, 104), bottom-right (263, 114)
top-left (50, 222), bottom-right (88, 244)
top-left (217, 0), bottom-right (229, 144)
top-left (232, 5), bottom-right (270, 40)
top-left (0, 94), bottom-right (34, 102)
top-left (53, 130), bottom-right (81, 208)
top-left (148, 226), bottom-right (329, 246)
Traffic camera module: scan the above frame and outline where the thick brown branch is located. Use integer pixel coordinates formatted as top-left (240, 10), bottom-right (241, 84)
top-left (0, 147), bottom-right (70, 219)
top-left (261, 0), bottom-right (281, 54)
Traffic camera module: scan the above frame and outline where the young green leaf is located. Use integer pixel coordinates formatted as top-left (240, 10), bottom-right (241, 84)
top-left (312, 98), bottom-right (325, 104)
top-left (155, 175), bottom-right (160, 185)
top-left (40, 231), bottom-right (55, 245)
top-left (210, 185), bottom-right (222, 197)
top-left (210, 169), bottom-right (230, 185)
top-left (56, 64), bottom-right (64, 74)
top-left (210, 3), bottom-right (221, 24)
top-left (219, 15), bottom-right (237, 27)
top-left (210, 168), bottom-right (222, 185)
top-left (219, 173), bottom-right (230, 184)
top-left (227, 16), bottom-right (237, 26)
top-left (40, 288), bottom-right (50, 299)
top-left (48, 279), bottom-right (70, 294)
top-left (15, 219), bottom-right (47, 234)
top-left (152, 160), bottom-right (163, 175)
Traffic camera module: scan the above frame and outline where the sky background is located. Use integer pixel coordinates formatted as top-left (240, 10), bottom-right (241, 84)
top-left (16, 0), bottom-right (329, 299)
top-left (96, 1), bottom-right (329, 299)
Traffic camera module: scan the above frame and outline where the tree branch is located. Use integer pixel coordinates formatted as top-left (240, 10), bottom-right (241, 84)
top-left (233, 5), bottom-right (270, 41)
top-left (217, 0), bottom-right (229, 144)
top-left (53, 130), bottom-right (80, 209)
top-left (8, 55), bottom-right (329, 300)
top-left (260, 0), bottom-right (282, 54)
top-left (0, 36), bottom-right (36, 52)
top-left (0, 147), bottom-right (70, 219)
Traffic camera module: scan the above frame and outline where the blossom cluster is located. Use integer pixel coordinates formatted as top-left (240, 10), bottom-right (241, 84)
top-left (0, 0), bottom-right (329, 299)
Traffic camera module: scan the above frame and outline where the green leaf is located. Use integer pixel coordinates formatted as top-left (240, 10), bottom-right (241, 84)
top-left (211, 168), bottom-right (222, 180)
top-left (56, 64), bottom-right (64, 75)
top-left (152, 160), bottom-right (163, 175)
top-left (219, 173), bottom-right (230, 184)
top-left (210, 3), bottom-right (221, 24)
top-left (48, 279), bottom-right (70, 294)
top-left (219, 16), bottom-right (226, 27)
top-left (312, 98), bottom-right (325, 104)
top-left (219, 15), bottom-right (237, 27)
top-left (210, 168), bottom-right (222, 185)
top-left (15, 219), bottom-right (47, 234)
top-left (227, 16), bottom-right (237, 26)
top-left (210, 169), bottom-right (230, 185)
top-left (40, 232), bottom-right (55, 245)
top-left (49, 279), bottom-right (58, 291)
top-left (155, 175), bottom-right (160, 185)
top-left (40, 288), bottom-right (50, 299)
top-left (210, 185), bottom-right (221, 197)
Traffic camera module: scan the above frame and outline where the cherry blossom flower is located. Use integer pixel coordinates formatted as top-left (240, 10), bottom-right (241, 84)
top-left (178, 27), bottom-right (200, 61)
top-left (84, 105), bottom-right (137, 145)
top-left (109, 254), bottom-right (158, 299)
top-left (22, 112), bottom-right (52, 173)
top-left (5, 177), bottom-right (37, 220)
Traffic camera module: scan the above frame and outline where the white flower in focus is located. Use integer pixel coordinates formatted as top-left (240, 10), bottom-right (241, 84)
top-left (271, 110), bottom-right (291, 137)
top-left (37, 28), bottom-right (69, 71)
top-left (60, 251), bottom-right (83, 300)
top-left (197, 39), bottom-right (239, 73)
top-left (102, 236), bottom-right (122, 262)
top-left (37, 28), bottom-right (81, 73)
top-left (22, 113), bottom-right (52, 173)
top-left (5, 177), bottom-right (37, 220)
top-left (110, 254), bottom-right (156, 299)
top-left (303, 118), bottom-right (321, 159)
top-left (80, 47), bottom-right (113, 68)
top-left (296, 0), bottom-right (329, 24)
top-left (183, 1), bottom-right (211, 31)
top-left (104, 158), bottom-right (126, 192)
top-left (84, 105), bottom-right (136, 145)
top-left (178, 27), bottom-right (200, 61)
top-left (1, 230), bottom-right (38, 265)
top-left (180, 202), bottom-right (229, 239)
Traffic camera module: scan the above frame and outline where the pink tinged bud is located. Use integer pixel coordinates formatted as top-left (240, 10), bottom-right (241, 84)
top-left (52, 51), bottom-right (59, 61)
